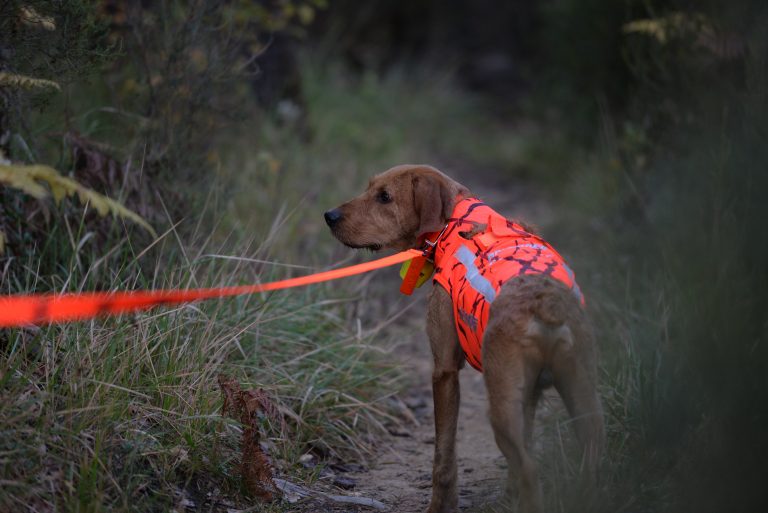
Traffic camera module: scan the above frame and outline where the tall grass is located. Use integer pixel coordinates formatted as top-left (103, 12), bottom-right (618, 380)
top-left (525, 20), bottom-right (768, 511)
top-left (0, 211), bottom-right (407, 511)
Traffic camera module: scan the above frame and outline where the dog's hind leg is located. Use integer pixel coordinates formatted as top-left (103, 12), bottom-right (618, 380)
top-left (524, 384), bottom-right (542, 451)
top-left (551, 325), bottom-right (604, 477)
top-left (482, 320), bottom-right (544, 513)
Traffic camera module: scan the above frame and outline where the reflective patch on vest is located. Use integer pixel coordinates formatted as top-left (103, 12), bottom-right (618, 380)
top-left (458, 308), bottom-right (479, 332)
top-left (455, 245), bottom-right (497, 303)
top-left (561, 262), bottom-right (584, 303)
top-left (487, 242), bottom-right (550, 261)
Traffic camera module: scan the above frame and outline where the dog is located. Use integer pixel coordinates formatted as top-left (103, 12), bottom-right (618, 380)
top-left (325, 164), bottom-right (604, 513)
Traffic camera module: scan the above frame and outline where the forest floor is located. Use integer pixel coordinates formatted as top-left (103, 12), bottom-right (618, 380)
top-left (296, 164), bottom-right (572, 513)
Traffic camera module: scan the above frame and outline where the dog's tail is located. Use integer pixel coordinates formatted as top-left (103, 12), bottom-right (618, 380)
top-left (524, 319), bottom-right (574, 348)
top-left (524, 320), bottom-right (574, 389)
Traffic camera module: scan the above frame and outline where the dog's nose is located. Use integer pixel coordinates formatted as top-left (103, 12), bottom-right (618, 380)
top-left (324, 208), bottom-right (343, 227)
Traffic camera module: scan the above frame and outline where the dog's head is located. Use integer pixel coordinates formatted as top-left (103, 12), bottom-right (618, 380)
top-left (325, 164), bottom-right (469, 251)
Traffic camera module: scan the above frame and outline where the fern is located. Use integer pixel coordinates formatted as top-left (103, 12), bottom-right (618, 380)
top-left (0, 72), bottom-right (60, 91)
top-left (0, 163), bottom-right (157, 239)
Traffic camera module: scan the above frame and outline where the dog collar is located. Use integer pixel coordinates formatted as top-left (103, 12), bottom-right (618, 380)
top-left (400, 195), bottom-right (471, 295)
top-left (399, 223), bottom-right (450, 295)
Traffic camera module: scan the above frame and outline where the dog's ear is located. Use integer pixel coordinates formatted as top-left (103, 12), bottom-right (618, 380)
top-left (412, 172), bottom-right (455, 237)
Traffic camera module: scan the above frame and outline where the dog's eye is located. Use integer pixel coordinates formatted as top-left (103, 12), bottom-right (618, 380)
top-left (376, 190), bottom-right (392, 204)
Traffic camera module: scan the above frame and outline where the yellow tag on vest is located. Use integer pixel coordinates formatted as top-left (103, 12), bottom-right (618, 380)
top-left (399, 258), bottom-right (435, 293)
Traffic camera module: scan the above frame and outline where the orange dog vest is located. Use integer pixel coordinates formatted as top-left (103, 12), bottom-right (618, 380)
top-left (429, 198), bottom-right (584, 372)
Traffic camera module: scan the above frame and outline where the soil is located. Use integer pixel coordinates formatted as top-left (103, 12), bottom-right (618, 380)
top-left (298, 167), bottom-right (570, 513)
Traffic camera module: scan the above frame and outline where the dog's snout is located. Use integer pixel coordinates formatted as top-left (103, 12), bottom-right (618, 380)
top-left (324, 208), bottom-right (343, 227)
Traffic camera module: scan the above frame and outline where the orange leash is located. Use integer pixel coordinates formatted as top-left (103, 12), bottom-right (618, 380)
top-left (0, 249), bottom-right (423, 328)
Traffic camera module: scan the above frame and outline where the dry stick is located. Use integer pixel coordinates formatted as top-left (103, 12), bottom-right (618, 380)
top-left (273, 478), bottom-right (387, 511)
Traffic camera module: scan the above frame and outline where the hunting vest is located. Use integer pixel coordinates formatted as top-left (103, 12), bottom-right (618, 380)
top-left (431, 198), bottom-right (584, 371)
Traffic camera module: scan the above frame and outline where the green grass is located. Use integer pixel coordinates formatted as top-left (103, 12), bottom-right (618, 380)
top-left (0, 217), bottom-right (405, 511)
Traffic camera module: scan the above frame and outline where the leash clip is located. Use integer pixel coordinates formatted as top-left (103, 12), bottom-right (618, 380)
top-left (421, 223), bottom-right (449, 259)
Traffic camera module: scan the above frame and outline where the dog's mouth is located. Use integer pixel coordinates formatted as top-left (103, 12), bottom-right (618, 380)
top-left (342, 241), bottom-right (382, 251)
top-left (328, 227), bottom-right (383, 251)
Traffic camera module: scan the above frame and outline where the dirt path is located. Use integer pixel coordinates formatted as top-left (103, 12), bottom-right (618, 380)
top-left (345, 320), bottom-right (506, 513)
top-left (321, 168), bottom-right (569, 513)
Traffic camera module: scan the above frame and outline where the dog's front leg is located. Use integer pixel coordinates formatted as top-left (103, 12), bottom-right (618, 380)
top-left (426, 287), bottom-right (464, 513)
top-left (428, 363), bottom-right (461, 512)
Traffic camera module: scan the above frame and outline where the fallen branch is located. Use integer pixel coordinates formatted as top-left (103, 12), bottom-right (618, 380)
top-left (274, 478), bottom-right (387, 511)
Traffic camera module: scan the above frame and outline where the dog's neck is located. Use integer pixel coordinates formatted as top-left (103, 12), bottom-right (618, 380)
top-left (417, 194), bottom-right (474, 261)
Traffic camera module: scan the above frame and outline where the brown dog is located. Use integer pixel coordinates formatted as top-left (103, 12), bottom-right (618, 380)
top-left (325, 165), bottom-right (604, 513)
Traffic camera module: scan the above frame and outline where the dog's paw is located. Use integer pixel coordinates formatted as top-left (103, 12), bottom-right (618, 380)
top-left (425, 507), bottom-right (457, 513)
top-left (425, 499), bottom-right (458, 513)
